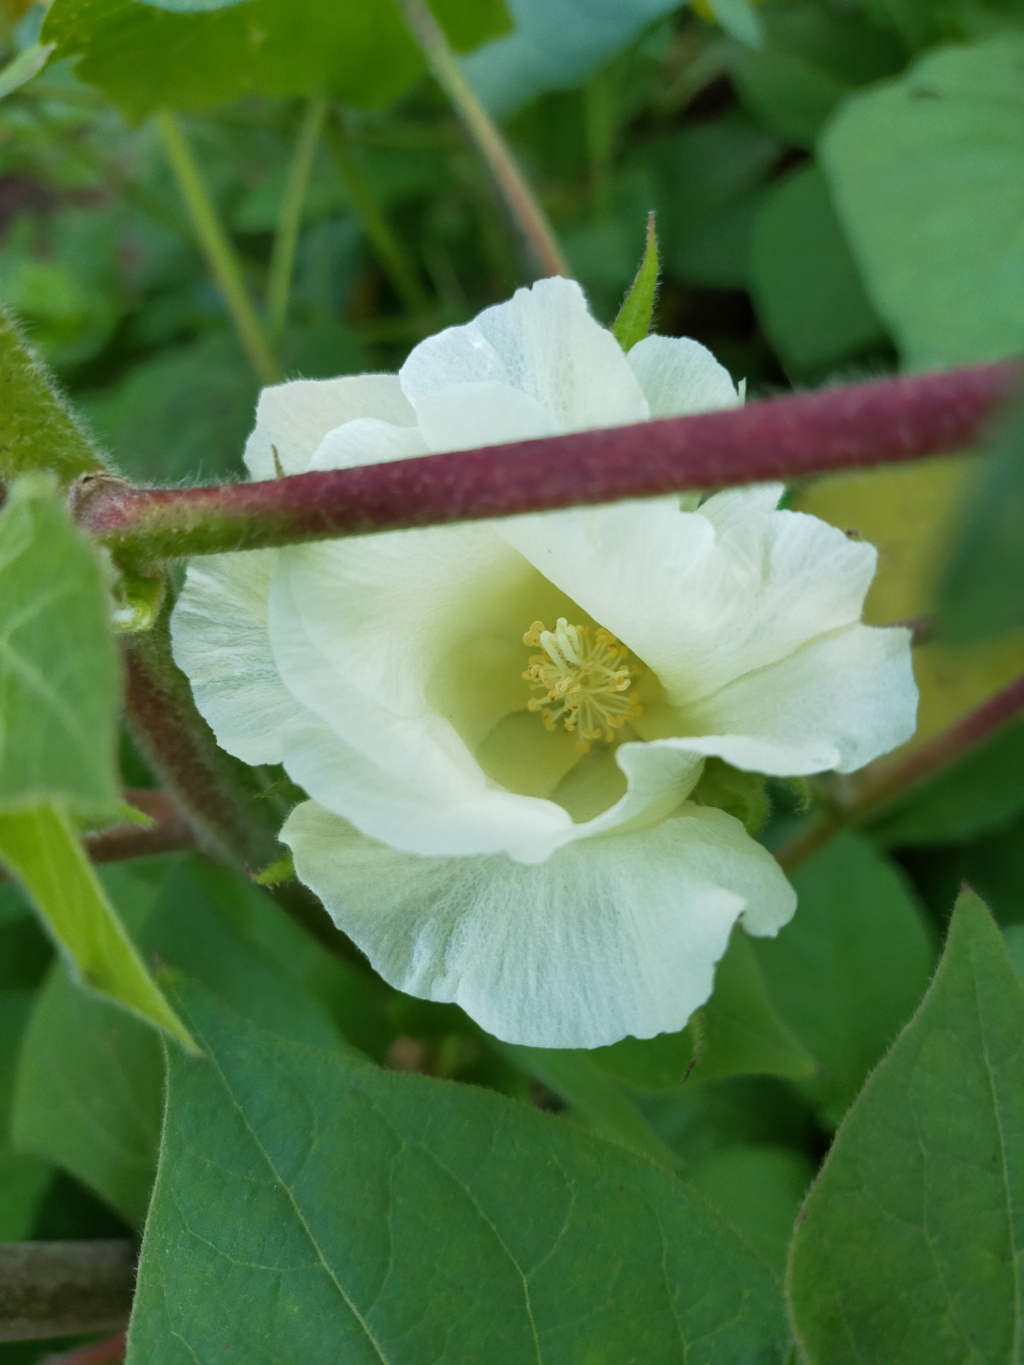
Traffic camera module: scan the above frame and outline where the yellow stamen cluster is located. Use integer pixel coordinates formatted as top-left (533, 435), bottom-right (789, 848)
top-left (523, 618), bottom-right (642, 752)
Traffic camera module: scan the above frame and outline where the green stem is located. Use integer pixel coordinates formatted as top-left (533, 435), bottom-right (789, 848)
top-left (398, 0), bottom-right (570, 279)
top-left (325, 114), bottom-right (431, 316)
top-left (267, 97), bottom-right (328, 345)
top-left (154, 111), bottom-right (280, 386)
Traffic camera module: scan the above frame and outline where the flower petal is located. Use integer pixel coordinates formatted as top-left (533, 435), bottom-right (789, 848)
top-left (283, 799), bottom-right (797, 1047)
top-left (627, 334), bottom-right (741, 417)
top-left (267, 527), bottom-right (580, 858)
top-left (170, 550), bottom-right (298, 766)
top-left (280, 717), bottom-right (572, 859)
top-left (500, 498), bottom-right (880, 707)
top-left (243, 375), bottom-right (415, 480)
top-left (309, 417), bottom-right (429, 470)
top-left (399, 277), bottom-right (649, 439)
top-left (678, 621), bottom-right (918, 775)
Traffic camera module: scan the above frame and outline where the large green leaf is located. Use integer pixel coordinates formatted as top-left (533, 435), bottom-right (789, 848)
top-left (12, 857), bottom-right (365, 1225)
top-left (0, 307), bottom-right (102, 485)
top-left (752, 833), bottom-right (934, 1125)
top-left (787, 891), bottom-right (1024, 1364)
top-left (43, 0), bottom-right (508, 120)
top-left (822, 35), bottom-right (1024, 369)
top-left (128, 980), bottom-right (791, 1364)
top-left (0, 479), bottom-right (119, 824)
top-left (750, 164), bottom-right (885, 375)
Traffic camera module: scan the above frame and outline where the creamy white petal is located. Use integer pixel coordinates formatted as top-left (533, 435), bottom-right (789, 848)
top-left (400, 277), bottom-right (649, 436)
top-left (627, 334), bottom-right (741, 417)
top-left (500, 499), bottom-right (879, 705)
top-left (309, 417), bottom-right (429, 471)
top-left (678, 622), bottom-right (918, 775)
top-left (170, 549), bottom-right (297, 766)
top-left (280, 718), bottom-right (572, 859)
top-left (243, 375), bottom-right (414, 480)
top-left (413, 381), bottom-right (557, 453)
top-left (283, 800), bottom-right (797, 1047)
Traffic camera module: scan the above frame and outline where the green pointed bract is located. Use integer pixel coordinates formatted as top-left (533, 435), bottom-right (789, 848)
top-left (0, 307), bottom-right (104, 486)
top-left (612, 212), bottom-right (660, 352)
top-left (787, 891), bottom-right (1024, 1363)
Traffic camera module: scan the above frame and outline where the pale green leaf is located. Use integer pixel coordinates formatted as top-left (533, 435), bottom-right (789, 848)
top-left (788, 891), bottom-right (1024, 1363)
top-left (128, 979), bottom-right (791, 1363)
top-left (0, 804), bottom-right (196, 1051)
top-left (0, 41), bottom-right (55, 101)
top-left (612, 212), bottom-right (659, 352)
top-left (0, 479), bottom-right (119, 824)
top-left (822, 35), bottom-right (1024, 369)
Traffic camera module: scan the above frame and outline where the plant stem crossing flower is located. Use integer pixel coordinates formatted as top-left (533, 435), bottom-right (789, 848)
top-left (171, 279), bottom-right (917, 1048)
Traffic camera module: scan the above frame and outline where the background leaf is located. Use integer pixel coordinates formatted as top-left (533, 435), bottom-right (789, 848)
top-left (787, 891), bottom-right (1024, 1364)
top-left (822, 35), bottom-right (1024, 368)
top-left (43, 0), bottom-right (510, 120)
top-left (0, 480), bottom-right (120, 823)
top-left (128, 978), bottom-right (791, 1364)
top-left (752, 833), bottom-right (935, 1125)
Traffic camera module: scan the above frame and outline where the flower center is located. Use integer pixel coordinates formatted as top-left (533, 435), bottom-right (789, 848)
top-left (522, 618), bottom-right (642, 752)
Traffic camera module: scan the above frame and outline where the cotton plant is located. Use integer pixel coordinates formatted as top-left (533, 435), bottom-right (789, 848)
top-left (171, 278), bottom-right (917, 1048)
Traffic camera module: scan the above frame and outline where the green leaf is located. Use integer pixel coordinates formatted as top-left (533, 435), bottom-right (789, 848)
top-left (43, 0), bottom-right (509, 120)
top-left (787, 891), bottom-right (1024, 1363)
top-left (871, 714), bottom-right (1024, 846)
top-left (463, 0), bottom-right (679, 115)
top-left (751, 165), bottom-right (885, 375)
top-left (11, 857), bottom-right (365, 1224)
top-left (703, 0), bottom-right (763, 47)
top-left (612, 212), bottom-right (659, 352)
top-left (937, 389), bottom-right (1024, 644)
top-left (822, 35), bottom-right (1024, 369)
top-left (752, 833), bottom-right (935, 1125)
top-left (0, 307), bottom-right (102, 485)
top-left (0, 804), bottom-right (196, 1051)
top-left (697, 929), bottom-right (818, 1083)
top-left (643, 117), bottom-right (782, 289)
top-left (0, 41), bottom-right (55, 101)
top-left (590, 1029), bottom-right (697, 1091)
top-left (128, 979), bottom-right (791, 1364)
top-left (499, 1043), bottom-right (681, 1166)
top-left (0, 990), bottom-right (50, 1239)
top-left (727, 1), bottom-right (905, 149)
top-left (0, 479), bottom-right (119, 823)
top-left (689, 1145), bottom-right (815, 1273)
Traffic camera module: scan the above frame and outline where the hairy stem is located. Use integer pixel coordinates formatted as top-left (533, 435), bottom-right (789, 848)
top-left (122, 606), bottom-right (281, 872)
top-left (0, 1242), bottom-right (134, 1344)
top-left (398, 0), bottom-right (569, 279)
top-left (325, 115), bottom-right (432, 316)
top-left (267, 97), bottom-right (328, 344)
top-left (155, 112), bottom-right (280, 386)
top-left (77, 360), bottom-right (1019, 565)
top-left (776, 670), bottom-right (1024, 874)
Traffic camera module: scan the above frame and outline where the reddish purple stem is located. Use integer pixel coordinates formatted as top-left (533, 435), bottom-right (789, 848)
top-left (79, 361), bottom-right (1020, 561)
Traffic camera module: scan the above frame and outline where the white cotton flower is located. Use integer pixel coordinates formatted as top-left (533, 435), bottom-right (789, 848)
top-left (171, 278), bottom-right (918, 1048)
